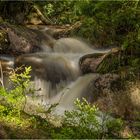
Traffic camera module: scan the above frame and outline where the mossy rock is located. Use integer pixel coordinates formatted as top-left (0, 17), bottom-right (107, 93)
top-left (96, 51), bottom-right (121, 74)
top-left (79, 48), bottom-right (122, 74)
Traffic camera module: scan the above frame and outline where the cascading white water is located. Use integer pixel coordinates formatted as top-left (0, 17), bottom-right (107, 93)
top-left (15, 52), bottom-right (83, 99)
top-left (1, 36), bottom-right (110, 113)
top-left (53, 38), bottom-right (93, 53)
top-left (49, 73), bottom-right (100, 114)
top-left (27, 73), bottom-right (100, 115)
top-left (53, 37), bottom-right (110, 54)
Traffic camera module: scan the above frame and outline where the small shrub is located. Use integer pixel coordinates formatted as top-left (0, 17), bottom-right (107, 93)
top-left (0, 66), bottom-right (34, 115)
top-left (52, 98), bottom-right (123, 139)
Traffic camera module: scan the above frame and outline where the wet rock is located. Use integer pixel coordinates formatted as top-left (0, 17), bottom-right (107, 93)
top-left (7, 29), bottom-right (33, 54)
top-left (94, 73), bottom-right (121, 91)
top-left (90, 73), bottom-right (121, 102)
top-left (0, 23), bottom-right (54, 56)
top-left (79, 48), bottom-right (121, 74)
top-left (79, 53), bottom-right (107, 74)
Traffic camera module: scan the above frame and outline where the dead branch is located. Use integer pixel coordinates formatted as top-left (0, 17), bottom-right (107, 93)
top-left (33, 5), bottom-right (53, 25)
top-left (52, 21), bottom-right (82, 38)
top-left (0, 61), bottom-right (4, 88)
top-left (62, 21), bottom-right (82, 35)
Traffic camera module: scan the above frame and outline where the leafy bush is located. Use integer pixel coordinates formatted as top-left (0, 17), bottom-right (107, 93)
top-left (74, 1), bottom-right (140, 49)
top-left (52, 98), bottom-right (123, 139)
top-left (0, 66), bottom-right (33, 114)
top-left (0, 66), bottom-right (50, 132)
top-left (0, 66), bottom-right (125, 139)
top-left (35, 0), bottom-right (79, 25)
top-left (38, 0), bottom-right (140, 51)
top-left (1, 1), bottom-right (139, 52)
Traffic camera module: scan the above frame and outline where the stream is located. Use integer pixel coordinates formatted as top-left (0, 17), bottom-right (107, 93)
top-left (0, 26), bottom-right (110, 114)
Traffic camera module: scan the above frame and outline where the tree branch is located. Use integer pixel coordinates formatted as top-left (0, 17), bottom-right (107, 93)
top-left (33, 4), bottom-right (53, 25)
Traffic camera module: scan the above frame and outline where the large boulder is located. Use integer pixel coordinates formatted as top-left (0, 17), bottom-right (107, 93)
top-left (90, 74), bottom-right (140, 120)
top-left (79, 53), bottom-right (107, 74)
top-left (94, 73), bottom-right (121, 91)
top-left (79, 48), bottom-right (123, 74)
top-left (90, 73), bottom-right (121, 102)
top-left (0, 23), bottom-right (54, 56)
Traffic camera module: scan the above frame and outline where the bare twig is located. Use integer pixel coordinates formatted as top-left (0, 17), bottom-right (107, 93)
top-left (0, 61), bottom-right (4, 88)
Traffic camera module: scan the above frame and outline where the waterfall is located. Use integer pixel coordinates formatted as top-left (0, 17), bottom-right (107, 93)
top-left (15, 52), bottom-right (82, 97)
top-left (49, 73), bottom-right (100, 114)
top-left (53, 38), bottom-right (93, 53)
top-left (1, 34), bottom-right (110, 113)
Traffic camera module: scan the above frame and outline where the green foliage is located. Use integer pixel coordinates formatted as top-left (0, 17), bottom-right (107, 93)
top-left (0, 66), bottom-right (128, 139)
top-left (52, 98), bottom-right (123, 139)
top-left (37, 0), bottom-right (140, 51)
top-left (0, 66), bottom-right (33, 112)
top-left (96, 53), bottom-right (120, 74)
top-left (73, 1), bottom-right (140, 49)
top-left (39, 0), bottom-right (78, 25)
top-left (1, 1), bottom-right (139, 51)
top-left (0, 66), bottom-right (50, 138)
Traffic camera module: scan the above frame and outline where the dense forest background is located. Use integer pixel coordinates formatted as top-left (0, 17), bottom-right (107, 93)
top-left (0, 0), bottom-right (140, 50)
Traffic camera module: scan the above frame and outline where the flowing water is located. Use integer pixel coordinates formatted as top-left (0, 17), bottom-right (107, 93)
top-left (49, 73), bottom-right (100, 114)
top-left (1, 31), bottom-right (110, 113)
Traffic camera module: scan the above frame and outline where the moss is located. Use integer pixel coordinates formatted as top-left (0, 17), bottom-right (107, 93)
top-left (128, 57), bottom-right (140, 68)
top-left (96, 53), bottom-right (120, 74)
top-left (96, 49), bottom-right (140, 79)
